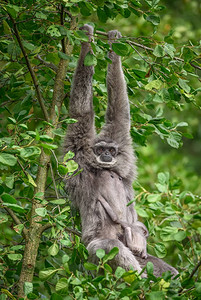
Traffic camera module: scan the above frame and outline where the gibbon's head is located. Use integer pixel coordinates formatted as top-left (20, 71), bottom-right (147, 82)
top-left (92, 141), bottom-right (118, 168)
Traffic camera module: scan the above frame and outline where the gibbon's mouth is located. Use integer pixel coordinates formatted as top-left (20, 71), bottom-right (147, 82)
top-left (96, 156), bottom-right (117, 168)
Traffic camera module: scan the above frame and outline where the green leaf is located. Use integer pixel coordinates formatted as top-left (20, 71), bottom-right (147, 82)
top-left (112, 43), bottom-right (129, 56)
top-left (146, 262), bottom-right (154, 275)
top-left (3, 203), bottom-right (25, 213)
top-left (23, 282), bottom-right (33, 296)
top-left (47, 25), bottom-right (61, 37)
top-left (49, 199), bottom-right (66, 205)
top-left (158, 172), bottom-right (169, 184)
top-left (0, 153), bottom-right (17, 166)
top-left (34, 192), bottom-right (44, 200)
top-left (97, 7), bottom-right (108, 23)
top-left (166, 137), bottom-right (180, 149)
top-left (39, 135), bottom-right (53, 142)
top-left (176, 122), bottom-right (188, 127)
top-left (52, 128), bottom-right (65, 137)
top-left (70, 6), bottom-right (80, 16)
top-left (20, 146), bottom-right (41, 158)
top-left (0, 213), bottom-right (9, 224)
top-left (13, 224), bottom-right (24, 235)
top-left (103, 247), bottom-right (119, 263)
top-left (174, 231), bottom-right (186, 241)
top-left (39, 268), bottom-right (60, 281)
top-left (148, 291), bottom-right (165, 300)
top-left (135, 207), bottom-right (149, 218)
top-left (84, 262), bottom-right (98, 270)
top-left (115, 266), bottom-right (126, 279)
top-left (66, 160), bottom-right (78, 173)
top-left (58, 164), bottom-right (69, 175)
top-left (56, 278), bottom-right (68, 293)
top-left (164, 43), bottom-right (176, 58)
top-left (154, 243), bottom-right (167, 258)
top-left (153, 45), bottom-right (165, 57)
top-left (155, 183), bottom-right (168, 193)
top-left (71, 278), bottom-right (82, 285)
top-left (145, 14), bottom-right (160, 25)
top-left (64, 151), bottom-right (75, 161)
top-left (79, 1), bottom-right (92, 16)
top-left (35, 207), bottom-right (47, 217)
top-left (39, 143), bottom-right (58, 150)
top-left (8, 253), bottom-right (23, 261)
top-left (27, 173), bottom-right (37, 187)
top-left (35, 12), bottom-right (47, 19)
top-left (96, 249), bottom-right (105, 259)
top-left (178, 78), bottom-right (190, 93)
top-left (160, 226), bottom-right (178, 241)
top-left (74, 30), bottom-right (89, 42)
top-left (145, 79), bottom-right (163, 90)
top-left (61, 118), bottom-right (77, 124)
top-left (147, 194), bottom-right (161, 203)
top-left (1, 193), bottom-right (17, 204)
top-left (183, 47), bottom-right (195, 62)
top-left (48, 243), bottom-right (59, 256)
top-left (84, 52), bottom-right (97, 66)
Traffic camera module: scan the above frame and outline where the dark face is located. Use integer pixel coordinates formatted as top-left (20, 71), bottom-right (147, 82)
top-left (95, 146), bottom-right (117, 162)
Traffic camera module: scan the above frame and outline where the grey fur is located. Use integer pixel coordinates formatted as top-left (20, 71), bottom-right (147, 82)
top-left (64, 25), bottom-right (178, 277)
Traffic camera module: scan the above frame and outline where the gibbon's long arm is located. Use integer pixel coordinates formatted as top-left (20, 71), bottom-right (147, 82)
top-left (66, 25), bottom-right (96, 153)
top-left (105, 30), bottom-right (131, 137)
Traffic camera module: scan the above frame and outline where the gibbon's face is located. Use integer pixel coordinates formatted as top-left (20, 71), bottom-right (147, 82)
top-left (93, 141), bottom-right (118, 167)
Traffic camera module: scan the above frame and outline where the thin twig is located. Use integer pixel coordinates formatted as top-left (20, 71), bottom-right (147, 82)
top-left (36, 55), bottom-right (58, 72)
top-left (7, 12), bottom-right (49, 121)
top-left (0, 198), bottom-right (28, 238)
top-left (127, 40), bottom-right (151, 65)
top-left (49, 162), bottom-right (59, 199)
top-left (40, 222), bottom-right (81, 237)
top-left (189, 260), bottom-right (201, 279)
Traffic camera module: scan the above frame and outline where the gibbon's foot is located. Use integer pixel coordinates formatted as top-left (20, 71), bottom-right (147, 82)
top-left (108, 29), bottom-right (122, 43)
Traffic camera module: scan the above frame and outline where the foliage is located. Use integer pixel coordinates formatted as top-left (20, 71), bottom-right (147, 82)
top-left (0, 0), bottom-right (201, 299)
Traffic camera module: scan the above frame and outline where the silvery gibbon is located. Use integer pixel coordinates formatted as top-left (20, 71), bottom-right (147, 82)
top-left (64, 24), bottom-right (178, 277)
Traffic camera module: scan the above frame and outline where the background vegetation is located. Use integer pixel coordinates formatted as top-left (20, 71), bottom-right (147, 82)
top-left (0, 0), bottom-right (201, 299)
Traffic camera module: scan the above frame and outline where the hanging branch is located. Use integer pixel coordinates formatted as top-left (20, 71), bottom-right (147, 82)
top-left (95, 30), bottom-right (201, 71)
top-left (7, 12), bottom-right (49, 122)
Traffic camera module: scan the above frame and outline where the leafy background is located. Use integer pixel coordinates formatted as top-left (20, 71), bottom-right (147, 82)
top-left (0, 0), bottom-right (201, 299)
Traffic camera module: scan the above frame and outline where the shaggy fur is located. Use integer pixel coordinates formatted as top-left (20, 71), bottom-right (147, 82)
top-left (64, 25), bottom-right (178, 277)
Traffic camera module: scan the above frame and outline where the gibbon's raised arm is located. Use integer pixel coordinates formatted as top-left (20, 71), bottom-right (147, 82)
top-left (105, 30), bottom-right (131, 137)
top-left (66, 25), bottom-right (95, 154)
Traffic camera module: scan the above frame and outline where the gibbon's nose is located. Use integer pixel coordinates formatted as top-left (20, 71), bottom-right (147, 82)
top-left (105, 150), bottom-right (110, 156)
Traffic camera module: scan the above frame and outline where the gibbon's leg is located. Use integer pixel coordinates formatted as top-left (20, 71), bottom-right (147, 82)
top-left (98, 196), bottom-right (148, 258)
top-left (87, 238), bottom-right (143, 274)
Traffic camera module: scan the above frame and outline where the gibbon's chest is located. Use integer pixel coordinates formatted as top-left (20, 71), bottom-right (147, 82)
top-left (96, 170), bottom-right (129, 221)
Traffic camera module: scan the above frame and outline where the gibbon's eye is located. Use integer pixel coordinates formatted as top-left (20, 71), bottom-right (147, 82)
top-left (109, 147), bottom-right (116, 156)
top-left (97, 147), bottom-right (104, 155)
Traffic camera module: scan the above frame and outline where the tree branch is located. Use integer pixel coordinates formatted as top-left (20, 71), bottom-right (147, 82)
top-left (96, 30), bottom-right (201, 71)
top-left (7, 13), bottom-right (49, 122)
top-left (189, 259), bottom-right (201, 279)
top-left (36, 55), bottom-right (58, 72)
top-left (0, 198), bottom-right (28, 238)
